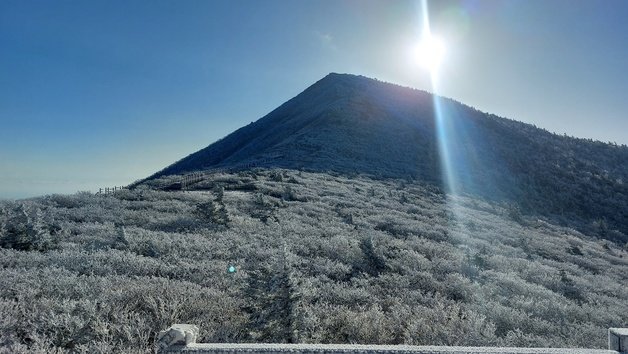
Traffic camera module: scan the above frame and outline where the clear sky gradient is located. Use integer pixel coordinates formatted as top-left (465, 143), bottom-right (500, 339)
top-left (1, 0), bottom-right (627, 199)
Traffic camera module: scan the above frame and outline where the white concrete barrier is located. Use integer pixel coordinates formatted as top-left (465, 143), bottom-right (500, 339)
top-left (609, 328), bottom-right (628, 353)
top-left (156, 324), bottom-right (628, 354)
top-left (157, 324), bottom-right (199, 353)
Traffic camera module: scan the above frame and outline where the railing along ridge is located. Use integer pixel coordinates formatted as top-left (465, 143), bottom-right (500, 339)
top-left (156, 325), bottom-right (628, 354)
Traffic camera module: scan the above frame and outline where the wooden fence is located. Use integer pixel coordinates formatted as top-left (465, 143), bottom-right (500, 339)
top-left (96, 186), bottom-right (127, 195)
top-left (168, 158), bottom-right (284, 191)
top-left (181, 172), bottom-right (206, 190)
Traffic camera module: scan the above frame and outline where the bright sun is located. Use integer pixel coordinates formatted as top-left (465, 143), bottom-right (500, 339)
top-left (415, 35), bottom-right (445, 73)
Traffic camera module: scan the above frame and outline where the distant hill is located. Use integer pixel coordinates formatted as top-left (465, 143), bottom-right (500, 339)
top-left (147, 73), bottom-right (628, 243)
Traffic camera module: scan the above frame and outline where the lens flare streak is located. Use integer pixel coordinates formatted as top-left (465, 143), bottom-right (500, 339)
top-left (421, 0), bottom-right (456, 195)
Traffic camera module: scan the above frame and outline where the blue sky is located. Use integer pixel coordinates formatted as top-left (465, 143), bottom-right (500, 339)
top-left (1, 0), bottom-right (627, 199)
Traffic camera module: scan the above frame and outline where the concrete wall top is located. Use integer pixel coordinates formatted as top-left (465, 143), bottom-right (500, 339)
top-left (166, 343), bottom-right (617, 354)
top-left (156, 324), bottom-right (628, 354)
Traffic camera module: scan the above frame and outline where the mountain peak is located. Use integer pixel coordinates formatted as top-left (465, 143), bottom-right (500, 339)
top-left (146, 73), bottom-right (628, 242)
top-left (320, 72), bottom-right (361, 80)
top-left (150, 73), bottom-right (437, 180)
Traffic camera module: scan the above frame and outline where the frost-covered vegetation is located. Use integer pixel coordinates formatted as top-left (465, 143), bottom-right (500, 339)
top-left (1, 169), bottom-right (627, 353)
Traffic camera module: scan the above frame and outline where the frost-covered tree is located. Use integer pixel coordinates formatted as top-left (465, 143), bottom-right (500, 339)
top-left (0, 203), bottom-right (54, 252)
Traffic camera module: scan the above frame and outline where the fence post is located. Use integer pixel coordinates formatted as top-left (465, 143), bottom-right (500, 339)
top-left (609, 328), bottom-right (628, 353)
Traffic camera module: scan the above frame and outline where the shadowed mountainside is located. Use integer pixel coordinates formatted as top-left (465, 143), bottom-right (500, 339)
top-left (148, 73), bottom-right (628, 242)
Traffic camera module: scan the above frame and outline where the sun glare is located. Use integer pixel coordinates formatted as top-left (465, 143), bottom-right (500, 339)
top-left (415, 35), bottom-right (445, 73)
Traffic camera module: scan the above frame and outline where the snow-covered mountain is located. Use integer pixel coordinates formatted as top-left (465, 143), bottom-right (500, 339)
top-left (1, 74), bottom-right (627, 351)
top-left (152, 73), bottom-right (438, 179)
top-left (147, 73), bottom-right (628, 242)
